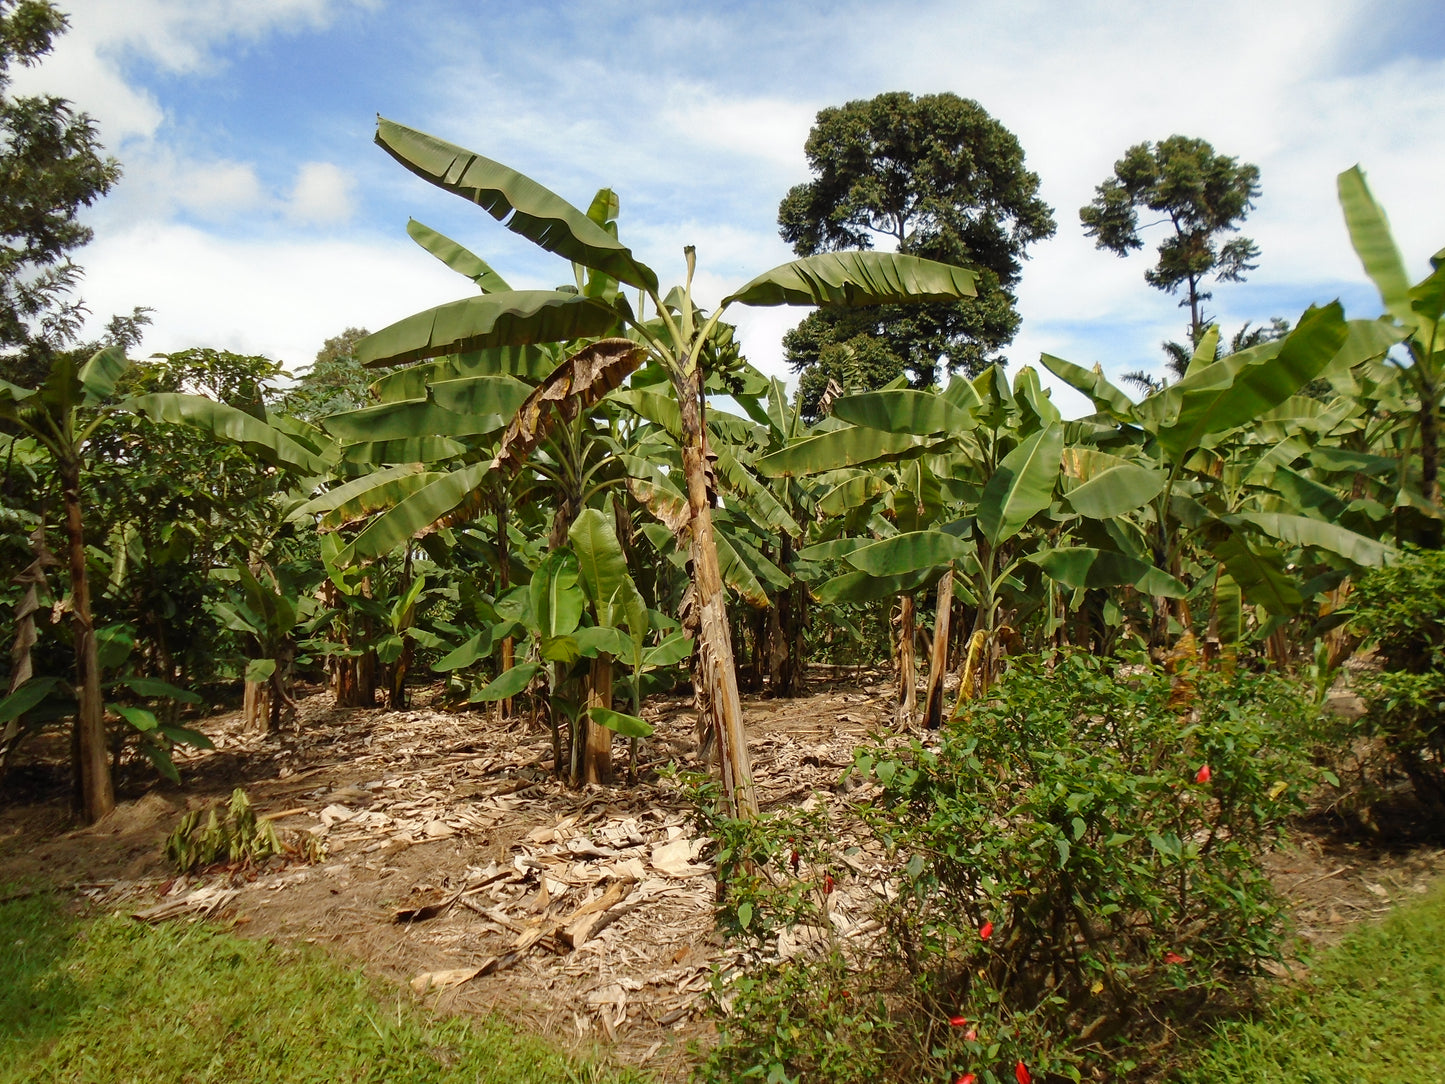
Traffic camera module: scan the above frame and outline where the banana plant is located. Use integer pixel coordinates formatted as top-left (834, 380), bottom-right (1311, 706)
top-left (355, 118), bottom-right (979, 816)
top-left (1042, 301), bottom-right (1400, 649)
top-left (1338, 165), bottom-right (1445, 542)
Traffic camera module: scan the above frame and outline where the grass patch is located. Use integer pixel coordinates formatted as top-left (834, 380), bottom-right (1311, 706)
top-left (0, 885), bottom-right (646, 1084)
top-left (1176, 879), bottom-right (1445, 1083)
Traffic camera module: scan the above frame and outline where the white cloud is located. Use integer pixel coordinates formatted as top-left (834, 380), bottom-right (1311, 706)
top-left (286, 162), bottom-right (356, 225)
top-left (76, 223), bottom-right (465, 374)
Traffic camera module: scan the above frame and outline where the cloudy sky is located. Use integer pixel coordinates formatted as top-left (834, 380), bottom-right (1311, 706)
top-left (14, 0), bottom-right (1445, 413)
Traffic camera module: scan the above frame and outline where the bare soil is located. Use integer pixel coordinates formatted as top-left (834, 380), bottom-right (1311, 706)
top-left (2, 678), bottom-right (1443, 1081)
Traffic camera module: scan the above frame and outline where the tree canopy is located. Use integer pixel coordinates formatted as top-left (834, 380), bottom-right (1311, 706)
top-left (1080, 135), bottom-right (1261, 345)
top-left (777, 91), bottom-right (1055, 418)
top-left (0, 0), bottom-right (120, 387)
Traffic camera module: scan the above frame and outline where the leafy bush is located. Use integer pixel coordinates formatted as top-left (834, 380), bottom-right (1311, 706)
top-left (857, 653), bottom-right (1319, 1079)
top-left (1351, 548), bottom-right (1445, 820)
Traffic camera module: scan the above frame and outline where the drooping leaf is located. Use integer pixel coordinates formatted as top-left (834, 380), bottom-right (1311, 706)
top-left (369, 345), bottom-right (560, 400)
top-left (492, 338), bottom-right (647, 474)
top-left (125, 393), bottom-right (333, 475)
top-left (844, 531), bottom-right (973, 576)
top-left (338, 461), bottom-right (491, 565)
top-left (376, 118), bottom-right (658, 292)
top-left (1030, 547), bottom-right (1187, 597)
top-left (724, 251), bottom-right (977, 308)
top-left (245, 658), bottom-right (277, 683)
top-left (290, 465), bottom-right (438, 530)
top-left (1210, 533), bottom-right (1303, 616)
top-left (830, 388), bottom-right (976, 436)
top-left (1231, 511), bottom-right (1393, 568)
top-left (756, 426), bottom-right (934, 477)
top-left (358, 290), bottom-right (621, 368)
top-left (471, 661), bottom-right (540, 702)
top-left (585, 706), bottom-right (653, 738)
top-left (815, 567), bottom-right (935, 604)
top-left (434, 630), bottom-right (496, 672)
top-left (78, 345), bottom-right (131, 406)
top-left (1061, 450), bottom-right (1164, 519)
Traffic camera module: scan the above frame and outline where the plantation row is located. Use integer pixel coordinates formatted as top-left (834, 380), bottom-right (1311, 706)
top-left (1, 119), bottom-right (1440, 823)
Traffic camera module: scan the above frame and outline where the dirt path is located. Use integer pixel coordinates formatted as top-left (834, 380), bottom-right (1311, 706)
top-left (2, 679), bottom-right (1443, 1080)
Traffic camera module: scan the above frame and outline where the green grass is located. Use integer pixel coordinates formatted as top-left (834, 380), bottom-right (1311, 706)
top-left (0, 886), bottom-right (648, 1084)
top-left (1176, 880), bottom-right (1445, 1083)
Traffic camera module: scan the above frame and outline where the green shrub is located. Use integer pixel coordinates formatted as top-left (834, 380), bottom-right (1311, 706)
top-left (1351, 549), bottom-right (1445, 820)
top-left (165, 787), bottom-right (296, 871)
top-left (857, 654), bottom-right (1318, 1081)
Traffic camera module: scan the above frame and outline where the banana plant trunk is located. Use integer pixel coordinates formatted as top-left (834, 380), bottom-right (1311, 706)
top-left (60, 455), bottom-right (113, 823)
top-left (583, 654), bottom-right (614, 784)
top-left (675, 371), bottom-right (757, 818)
top-left (896, 594), bottom-right (917, 727)
top-left (922, 567), bottom-right (954, 729)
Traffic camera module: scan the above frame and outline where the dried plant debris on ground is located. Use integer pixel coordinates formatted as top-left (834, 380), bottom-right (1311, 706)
top-left (2, 678), bottom-right (1444, 1081)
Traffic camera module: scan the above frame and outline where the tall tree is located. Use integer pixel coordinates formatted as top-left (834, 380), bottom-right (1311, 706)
top-left (0, 1), bottom-right (121, 387)
top-left (1080, 135), bottom-right (1260, 346)
top-left (777, 91), bottom-right (1055, 418)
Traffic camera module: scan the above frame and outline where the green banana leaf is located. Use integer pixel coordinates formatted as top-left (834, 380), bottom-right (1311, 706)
top-left (756, 426), bottom-right (934, 477)
top-left (289, 464), bottom-right (435, 527)
top-left (830, 388), bottom-right (976, 436)
top-left (1230, 511), bottom-right (1393, 567)
top-left (585, 706), bottom-right (653, 738)
top-left (358, 290), bottom-right (621, 368)
top-left (845, 530), bottom-right (973, 576)
top-left (339, 461), bottom-right (490, 564)
top-left (816, 567), bottom-right (936, 604)
top-left (1338, 166), bottom-right (1415, 329)
top-left (977, 424), bottom-right (1064, 548)
top-left (1061, 449), bottom-right (1164, 519)
top-left (338, 436), bottom-right (467, 468)
top-left (376, 118), bottom-right (658, 293)
top-left (406, 218), bottom-right (512, 293)
top-left (125, 393), bottom-right (333, 475)
top-left (472, 662), bottom-right (541, 702)
top-left (369, 345), bottom-right (560, 400)
top-left (78, 345), bottom-right (131, 406)
top-left (1030, 547), bottom-right (1186, 598)
top-left (1151, 303), bottom-right (1348, 461)
top-left (817, 472), bottom-right (891, 517)
top-left (1210, 533), bottom-right (1303, 616)
top-left (724, 252), bottom-right (977, 308)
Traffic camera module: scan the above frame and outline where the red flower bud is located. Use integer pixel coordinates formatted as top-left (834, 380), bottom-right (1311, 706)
top-left (823, 873), bottom-right (835, 894)
top-left (789, 850), bottom-right (800, 874)
top-left (979, 920), bottom-right (994, 941)
top-left (948, 1015), bottom-right (967, 1027)
top-left (1015, 1059), bottom-right (1032, 1084)
top-left (1195, 764), bottom-right (1212, 784)
top-left (965, 1027), bottom-right (977, 1042)
top-left (955, 1075), bottom-right (976, 1084)
top-left (1164, 951), bottom-right (1186, 965)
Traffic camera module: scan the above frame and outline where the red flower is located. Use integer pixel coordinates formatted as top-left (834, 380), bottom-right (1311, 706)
top-left (823, 873), bottom-right (835, 894)
top-left (1015, 1059), bottom-right (1032, 1084)
top-left (948, 1015), bottom-right (968, 1027)
top-left (955, 1075), bottom-right (976, 1084)
top-left (979, 920), bottom-right (994, 941)
top-left (1195, 764), bottom-right (1212, 784)
top-left (1164, 951), bottom-right (1186, 965)
top-left (789, 850), bottom-right (800, 874)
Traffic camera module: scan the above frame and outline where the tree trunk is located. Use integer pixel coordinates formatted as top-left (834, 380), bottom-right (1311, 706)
top-left (1420, 380), bottom-right (1441, 547)
top-left (243, 679), bottom-right (271, 733)
top-left (583, 654), bottom-right (614, 785)
top-left (60, 456), bottom-right (113, 823)
top-left (674, 369), bottom-right (757, 818)
top-left (774, 533), bottom-right (806, 697)
top-left (922, 568), bottom-right (954, 729)
top-left (495, 496), bottom-right (514, 719)
top-left (896, 593), bottom-right (917, 727)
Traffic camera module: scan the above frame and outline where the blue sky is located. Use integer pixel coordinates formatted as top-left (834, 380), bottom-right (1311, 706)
top-left (15, 0), bottom-right (1445, 414)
